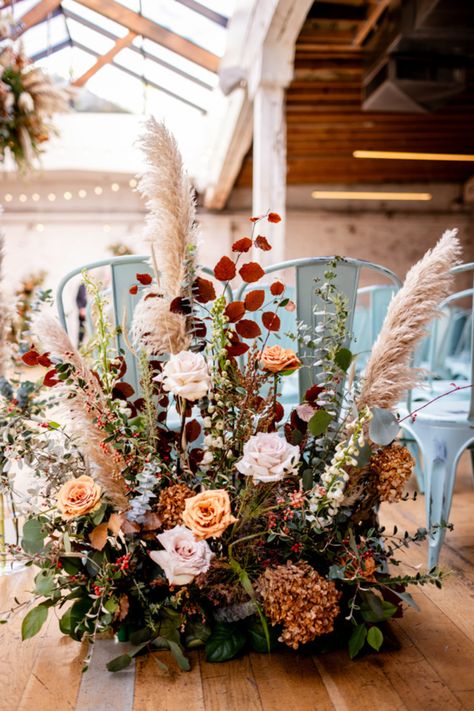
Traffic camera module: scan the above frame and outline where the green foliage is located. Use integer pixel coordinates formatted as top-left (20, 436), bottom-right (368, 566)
top-left (334, 347), bottom-right (352, 372)
top-left (21, 518), bottom-right (46, 555)
top-left (308, 409), bottom-right (332, 436)
top-left (205, 623), bottom-right (247, 663)
top-left (367, 626), bottom-right (384, 651)
top-left (348, 624), bottom-right (367, 659)
top-left (369, 407), bottom-right (400, 446)
top-left (21, 603), bottom-right (49, 640)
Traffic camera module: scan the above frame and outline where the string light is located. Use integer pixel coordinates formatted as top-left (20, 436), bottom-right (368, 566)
top-left (19, 193), bottom-right (27, 202)
top-left (4, 193), bottom-right (12, 202)
top-left (94, 186), bottom-right (103, 195)
top-left (111, 182), bottom-right (120, 192)
top-left (48, 193), bottom-right (56, 201)
top-left (1, 181), bottom-right (137, 206)
top-left (129, 178), bottom-right (137, 188)
top-left (32, 193), bottom-right (40, 201)
top-left (35, 223), bottom-right (44, 232)
top-left (78, 189), bottom-right (87, 198)
top-left (64, 191), bottom-right (72, 200)
top-left (103, 224), bottom-right (111, 232)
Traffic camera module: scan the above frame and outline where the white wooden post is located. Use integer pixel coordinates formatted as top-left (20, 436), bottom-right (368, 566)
top-left (252, 81), bottom-right (287, 262)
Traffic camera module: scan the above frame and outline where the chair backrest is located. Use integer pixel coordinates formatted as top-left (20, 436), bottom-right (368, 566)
top-left (237, 257), bottom-right (401, 400)
top-left (427, 262), bottom-right (474, 420)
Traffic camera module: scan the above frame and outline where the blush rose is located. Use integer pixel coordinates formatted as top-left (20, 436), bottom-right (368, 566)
top-left (155, 350), bottom-right (211, 401)
top-left (235, 432), bottom-right (300, 484)
top-left (260, 345), bottom-right (301, 373)
top-left (149, 525), bottom-right (212, 585)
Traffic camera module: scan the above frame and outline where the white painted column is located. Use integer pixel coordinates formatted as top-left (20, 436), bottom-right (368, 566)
top-left (252, 81), bottom-right (287, 263)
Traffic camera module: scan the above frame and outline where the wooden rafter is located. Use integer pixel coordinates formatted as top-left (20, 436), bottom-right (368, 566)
top-left (72, 30), bottom-right (137, 87)
top-left (73, 40), bottom-right (207, 113)
top-left (352, 0), bottom-right (391, 47)
top-left (63, 8), bottom-right (214, 89)
top-left (75, 0), bottom-right (219, 72)
top-left (10, 0), bottom-right (62, 39)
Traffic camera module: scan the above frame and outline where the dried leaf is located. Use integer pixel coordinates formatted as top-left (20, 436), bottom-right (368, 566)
top-left (108, 513), bottom-right (124, 536)
top-left (21, 349), bottom-right (39, 366)
top-left (185, 419), bottom-right (202, 442)
top-left (236, 319), bottom-right (261, 339)
top-left (118, 594), bottom-right (129, 621)
top-left (112, 382), bottom-right (135, 400)
top-left (193, 277), bottom-right (216, 303)
top-left (89, 523), bottom-right (108, 551)
top-left (142, 512), bottom-right (162, 531)
top-left (43, 369), bottom-right (60, 387)
top-left (225, 301), bottom-right (246, 323)
top-left (268, 212), bottom-right (281, 223)
top-left (129, 285), bottom-right (138, 295)
top-left (226, 332), bottom-right (249, 356)
top-left (244, 289), bottom-right (265, 311)
top-left (136, 273), bottom-right (152, 285)
top-left (232, 237), bottom-right (253, 253)
top-left (214, 256), bottom-right (236, 281)
top-left (270, 280), bottom-right (285, 296)
top-left (262, 312), bottom-right (281, 332)
top-left (239, 262), bottom-right (265, 283)
top-left (255, 235), bottom-right (272, 251)
top-left (37, 352), bottom-right (52, 367)
top-left (170, 296), bottom-right (192, 315)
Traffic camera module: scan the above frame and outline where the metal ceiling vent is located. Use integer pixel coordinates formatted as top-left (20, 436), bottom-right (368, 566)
top-left (362, 0), bottom-right (474, 113)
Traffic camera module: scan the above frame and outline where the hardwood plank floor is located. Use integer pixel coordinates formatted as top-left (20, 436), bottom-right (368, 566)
top-left (0, 453), bottom-right (472, 711)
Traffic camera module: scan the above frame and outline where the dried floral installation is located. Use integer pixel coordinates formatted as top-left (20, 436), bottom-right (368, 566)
top-left (0, 119), bottom-right (462, 673)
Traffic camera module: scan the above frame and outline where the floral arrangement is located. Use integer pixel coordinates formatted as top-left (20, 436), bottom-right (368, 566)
top-left (0, 119), bottom-right (462, 673)
top-left (0, 41), bottom-right (69, 169)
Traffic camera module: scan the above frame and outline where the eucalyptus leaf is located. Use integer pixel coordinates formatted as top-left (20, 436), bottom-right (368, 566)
top-left (367, 625), bottom-right (384, 651)
top-left (308, 409), bottom-right (332, 437)
top-left (22, 518), bottom-right (45, 555)
top-left (106, 653), bottom-right (133, 672)
top-left (34, 569), bottom-right (55, 597)
top-left (167, 640), bottom-right (191, 671)
top-left (369, 407), bottom-right (400, 446)
top-left (335, 347), bottom-right (352, 372)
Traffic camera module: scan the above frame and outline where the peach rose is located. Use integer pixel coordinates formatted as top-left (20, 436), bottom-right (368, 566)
top-left (182, 489), bottom-right (237, 540)
top-left (260, 345), bottom-right (301, 373)
top-left (56, 475), bottom-right (102, 520)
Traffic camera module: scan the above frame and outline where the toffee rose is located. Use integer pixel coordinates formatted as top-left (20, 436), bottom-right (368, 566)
top-left (56, 475), bottom-right (102, 520)
top-left (150, 525), bottom-right (212, 585)
top-left (155, 350), bottom-right (211, 401)
top-left (235, 432), bottom-right (300, 484)
top-left (260, 345), bottom-right (301, 373)
top-left (182, 489), bottom-right (237, 540)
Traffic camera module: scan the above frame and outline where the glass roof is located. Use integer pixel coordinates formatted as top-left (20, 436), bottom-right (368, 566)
top-left (1, 0), bottom-right (234, 117)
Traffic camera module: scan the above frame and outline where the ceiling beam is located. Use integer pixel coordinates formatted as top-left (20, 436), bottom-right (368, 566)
top-left (30, 38), bottom-right (72, 62)
top-left (75, 0), bottom-right (219, 72)
top-left (10, 0), bottom-right (62, 39)
top-left (174, 0), bottom-right (228, 28)
top-left (73, 40), bottom-right (207, 113)
top-left (352, 0), bottom-right (391, 47)
top-left (63, 8), bottom-right (214, 89)
top-left (73, 30), bottom-right (137, 87)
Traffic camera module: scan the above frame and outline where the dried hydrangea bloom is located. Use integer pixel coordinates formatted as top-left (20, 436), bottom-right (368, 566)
top-left (256, 561), bottom-right (341, 649)
top-left (156, 484), bottom-right (195, 529)
top-left (370, 444), bottom-right (415, 503)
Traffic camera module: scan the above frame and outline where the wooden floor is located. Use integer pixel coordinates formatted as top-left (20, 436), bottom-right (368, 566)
top-left (1, 455), bottom-right (473, 711)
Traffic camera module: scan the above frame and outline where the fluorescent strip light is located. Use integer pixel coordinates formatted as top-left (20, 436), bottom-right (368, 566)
top-left (311, 190), bottom-right (432, 201)
top-left (353, 150), bottom-right (474, 162)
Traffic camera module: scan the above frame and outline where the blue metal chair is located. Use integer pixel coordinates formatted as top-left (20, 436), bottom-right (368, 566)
top-left (399, 263), bottom-right (474, 568)
top-left (236, 257), bottom-right (401, 402)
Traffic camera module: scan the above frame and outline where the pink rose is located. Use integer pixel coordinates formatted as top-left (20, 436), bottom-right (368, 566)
top-left (149, 525), bottom-right (212, 585)
top-left (155, 351), bottom-right (210, 401)
top-left (235, 432), bottom-right (300, 483)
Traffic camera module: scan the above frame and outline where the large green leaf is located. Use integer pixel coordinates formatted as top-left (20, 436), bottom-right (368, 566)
top-left (369, 407), bottom-right (400, 446)
top-left (367, 625), bottom-right (384, 651)
top-left (184, 619), bottom-right (212, 649)
top-left (308, 409), bottom-right (332, 437)
top-left (21, 603), bottom-right (49, 640)
top-left (167, 640), bottom-right (191, 671)
top-left (246, 618), bottom-right (279, 654)
top-left (59, 598), bottom-right (93, 640)
top-left (335, 348), bottom-right (352, 372)
top-left (205, 623), bottom-right (246, 663)
top-left (34, 569), bottom-right (55, 597)
top-left (348, 623), bottom-right (367, 659)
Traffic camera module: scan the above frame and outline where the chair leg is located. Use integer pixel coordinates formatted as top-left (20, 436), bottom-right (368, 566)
top-left (406, 438), bottom-right (424, 493)
top-left (423, 437), bottom-right (459, 569)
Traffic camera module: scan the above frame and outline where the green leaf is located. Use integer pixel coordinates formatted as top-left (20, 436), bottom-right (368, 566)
top-left (60, 598), bottom-right (93, 640)
top-left (361, 600), bottom-right (398, 623)
top-left (308, 409), bottom-right (332, 437)
top-left (106, 653), bottom-right (133, 672)
top-left (369, 407), bottom-right (399, 446)
top-left (388, 590), bottom-right (420, 611)
top-left (21, 603), bottom-right (49, 640)
top-left (22, 518), bottom-right (45, 555)
top-left (302, 469), bottom-right (313, 490)
top-left (167, 640), bottom-right (191, 671)
top-left (335, 347), bottom-right (352, 372)
top-left (34, 569), bottom-right (55, 597)
top-left (60, 556), bottom-right (81, 575)
top-left (348, 623), bottom-right (367, 659)
top-left (91, 504), bottom-right (107, 526)
top-left (184, 619), bottom-right (211, 649)
top-left (246, 618), bottom-right (278, 654)
top-left (367, 626), bottom-right (383, 651)
top-left (205, 623), bottom-right (246, 663)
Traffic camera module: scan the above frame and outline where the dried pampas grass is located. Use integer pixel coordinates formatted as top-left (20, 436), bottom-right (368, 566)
top-left (131, 118), bottom-right (197, 355)
top-left (0, 230), bottom-right (6, 377)
top-left (32, 310), bottom-right (128, 510)
top-left (358, 229), bottom-right (461, 411)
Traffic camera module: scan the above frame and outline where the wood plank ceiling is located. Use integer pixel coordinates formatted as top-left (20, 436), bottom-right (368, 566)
top-left (236, 0), bottom-right (474, 187)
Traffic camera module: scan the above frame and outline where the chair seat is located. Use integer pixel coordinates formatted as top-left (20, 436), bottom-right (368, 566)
top-left (400, 395), bottom-right (472, 425)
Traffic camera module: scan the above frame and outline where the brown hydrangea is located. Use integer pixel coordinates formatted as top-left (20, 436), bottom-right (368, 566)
top-left (370, 444), bottom-right (414, 503)
top-left (156, 484), bottom-right (194, 529)
top-left (256, 561), bottom-right (341, 649)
